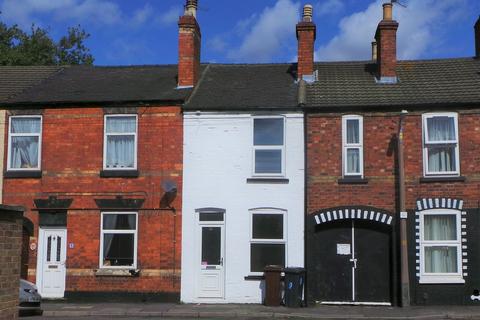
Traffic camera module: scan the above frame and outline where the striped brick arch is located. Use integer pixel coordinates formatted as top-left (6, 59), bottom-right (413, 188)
top-left (311, 206), bottom-right (394, 226)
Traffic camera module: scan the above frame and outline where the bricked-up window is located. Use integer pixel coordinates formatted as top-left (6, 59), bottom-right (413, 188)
top-left (253, 117), bottom-right (285, 176)
top-left (419, 209), bottom-right (463, 284)
top-left (342, 115), bottom-right (363, 177)
top-left (7, 116), bottom-right (42, 170)
top-left (100, 212), bottom-right (138, 269)
top-left (422, 113), bottom-right (459, 176)
top-left (103, 115), bottom-right (137, 170)
top-left (250, 210), bottom-right (286, 273)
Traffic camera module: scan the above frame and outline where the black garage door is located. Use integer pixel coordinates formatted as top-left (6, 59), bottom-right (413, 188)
top-left (307, 215), bottom-right (393, 305)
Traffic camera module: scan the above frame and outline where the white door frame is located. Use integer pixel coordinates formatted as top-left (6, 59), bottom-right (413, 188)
top-left (36, 227), bottom-right (67, 298)
top-left (196, 210), bottom-right (226, 299)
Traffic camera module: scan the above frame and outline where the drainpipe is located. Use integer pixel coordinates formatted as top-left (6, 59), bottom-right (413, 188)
top-left (398, 110), bottom-right (410, 307)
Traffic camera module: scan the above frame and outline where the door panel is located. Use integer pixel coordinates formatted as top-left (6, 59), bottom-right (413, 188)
top-left (40, 229), bottom-right (67, 298)
top-left (354, 221), bottom-right (391, 303)
top-left (198, 225), bottom-right (224, 298)
top-left (310, 221), bottom-right (353, 302)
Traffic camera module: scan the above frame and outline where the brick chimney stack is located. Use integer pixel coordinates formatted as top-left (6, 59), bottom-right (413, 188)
top-left (296, 4), bottom-right (316, 81)
top-left (178, 0), bottom-right (201, 88)
top-left (374, 3), bottom-right (399, 82)
top-left (475, 16), bottom-right (479, 58)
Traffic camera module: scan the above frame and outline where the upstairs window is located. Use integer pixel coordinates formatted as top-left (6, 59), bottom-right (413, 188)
top-left (253, 117), bottom-right (284, 176)
top-left (104, 115), bottom-right (137, 170)
top-left (342, 115), bottom-right (363, 177)
top-left (419, 209), bottom-right (463, 283)
top-left (250, 210), bottom-right (286, 273)
top-left (423, 113), bottom-right (459, 176)
top-left (8, 116), bottom-right (42, 170)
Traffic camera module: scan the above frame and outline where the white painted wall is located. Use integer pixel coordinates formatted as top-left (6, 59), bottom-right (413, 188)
top-left (181, 112), bottom-right (304, 303)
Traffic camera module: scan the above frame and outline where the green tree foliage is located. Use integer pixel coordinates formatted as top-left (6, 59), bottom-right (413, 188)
top-left (0, 20), bottom-right (94, 66)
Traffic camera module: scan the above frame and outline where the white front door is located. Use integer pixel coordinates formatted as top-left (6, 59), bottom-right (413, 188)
top-left (38, 228), bottom-right (67, 298)
top-left (197, 223), bottom-right (225, 298)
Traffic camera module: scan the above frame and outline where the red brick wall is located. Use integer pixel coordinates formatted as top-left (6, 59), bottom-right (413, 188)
top-left (307, 111), bottom-right (480, 215)
top-left (3, 106), bottom-right (183, 294)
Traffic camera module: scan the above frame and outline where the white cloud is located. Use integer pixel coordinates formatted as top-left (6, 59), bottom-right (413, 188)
top-left (228, 0), bottom-right (300, 63)
top-left (316, 0), bottom-right (470, 61)
top-left (316, 0), bottom-right (345, 17)
top-left (131, 3), bottom-right (154, 26)
top-left (1, 0), bottom-right (122, 27)
top-left (156, 6), bottom-right (182, 26)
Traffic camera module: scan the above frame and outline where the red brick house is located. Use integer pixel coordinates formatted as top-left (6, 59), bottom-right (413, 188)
top-left (302, 4), bottom-right (480, 306)
top-left (0, 1), bottom-right (206, 297)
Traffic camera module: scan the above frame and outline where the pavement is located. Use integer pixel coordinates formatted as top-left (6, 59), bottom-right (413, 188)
top-left (37, 302), bottom-right (480, 319)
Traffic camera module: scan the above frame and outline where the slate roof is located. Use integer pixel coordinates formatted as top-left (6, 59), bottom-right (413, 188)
top-left (0, 66), bottom-right (63, 103)
top-left (184, 63), bottom-right (299, 110)
top-left (5, 65), bottom-right (194, 105)
top-left (306, 58), bottom-right (480, 109)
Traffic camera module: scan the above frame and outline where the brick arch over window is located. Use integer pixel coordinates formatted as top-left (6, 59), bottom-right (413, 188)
top-left (311, 206), bottom-right (394, 227)
top-left (416, 198), bottom-right (463, 211)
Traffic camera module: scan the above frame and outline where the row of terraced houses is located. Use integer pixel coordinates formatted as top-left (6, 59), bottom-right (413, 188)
top-left (1, 0), bottom-right (480, 306)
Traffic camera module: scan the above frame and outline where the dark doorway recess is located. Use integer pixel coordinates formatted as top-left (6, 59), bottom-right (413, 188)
top-left (307, 211), bottom-right (396, 306)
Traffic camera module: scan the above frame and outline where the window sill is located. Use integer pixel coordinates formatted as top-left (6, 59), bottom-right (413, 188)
top-left (337, 177), bottom-right (368, 185)
top-left (419, 276), bottom-right (465, 284)
top-left (246, 177), bottom-right (289, 184)
top-left (100, 169), bottom-right (139, 178)
top-left (420, 176), bottom-right (466, 183)
top-left (94, 268), bottom-right (140, 277)
top-left (244, 275), bottom-right (285, 281)
top-left (4, 170), bottom-right (42, 179)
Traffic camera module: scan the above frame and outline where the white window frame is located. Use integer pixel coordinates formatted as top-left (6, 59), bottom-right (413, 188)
top-left (249, 208), bottom-right (287, 274)
top-left (252, 116), bottom-right (286, 177)
top-left (419, 209), bottom-right (463, 284)
top-left (99, 212), bottom-right (138, 269)
top-left (103, 114), bottom-right (138, 170)
top-left (422, 113), bottom-right (460, 177)
top-left (342, 115), bottom-right (363, 177)
top-left (7, 115), bottom-right (42, 171)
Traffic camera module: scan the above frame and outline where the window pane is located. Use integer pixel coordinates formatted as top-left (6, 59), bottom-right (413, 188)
top-left (10, 136), bottom-right (39, 168)
top-left (346, 119), bottom-right (359, 144)
top-left (199, 212), bottom-right (224, 221)
top-left (103, 214), bottom-right (136, 230)
top-left (255, 150), bottom-right (282, 174)
top-left (106, 116), bottom-right (136, 133)
top-left (201, 227), bottom-right (221, 265)
top-left (56, 236), bottom-right (61, 262)
top-left (103, 233), bottom-right (134, 266)
top-left (11, 117), bottom-right (41, 134)
top-left (427, 146), bottom-right (456, 172)
top-left (106, 135), bottom-right (135, 168)
top-left (252, 214), bottom-right (283, 239)
top-left (346, 148), bottom-right (360, 174)
top-left (250, 243), bottom-right (285, 272)
top-left (427, 117), bottom-right (455, 141)
top-left (254, 119), bottom-right (283, 146)
top-left (424, 215), bottom-right (457, 240)
top-left (425, 246), bottom-right (458, 273)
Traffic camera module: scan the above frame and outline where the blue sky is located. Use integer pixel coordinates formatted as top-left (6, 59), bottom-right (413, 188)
top-left (1, 0), bottom-right (479, 65)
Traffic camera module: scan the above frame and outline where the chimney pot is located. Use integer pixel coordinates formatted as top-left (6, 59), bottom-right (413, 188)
top-left (383, 3), bottom-right (393, 21)
top-left (372, 41), bottom-right (378, 62)
top-left (185, 0), bottom-right (198, 17)
top-left (303, 4), bottom-right (313, 22)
